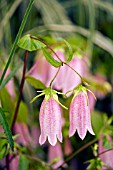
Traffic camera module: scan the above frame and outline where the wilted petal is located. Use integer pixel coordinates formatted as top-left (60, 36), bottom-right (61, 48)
top-left (69, 92), bottom-right (95, 140)
top-left (39, 98), bottom-right (62, 146)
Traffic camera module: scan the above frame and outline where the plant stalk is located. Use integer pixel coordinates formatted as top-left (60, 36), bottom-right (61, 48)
top-left (11, 51), bottom-right (28, 131)
top-left (0, 0), bottom-right (34, 85)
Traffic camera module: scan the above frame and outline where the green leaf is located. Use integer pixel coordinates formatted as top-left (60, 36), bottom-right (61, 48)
top-left (42, 48), bottom-right (62, 68)
top-left (17, 102), bottom-right (28, 123)
top-left (0, 108), bottom-right (14, 151)
top-left (0, 88), bottom-right (14, 125)
top-left (19, 154), bottom-right (29, 170)
top-left (86, 158), bottom-right (103, 170)
top-left (0, 63), bottom-right (21, 90)
top-left (17, 34), bottom-right (46, 51)
top-left (26, 75), bottom-right (46, 89)
top-left (63, 39), bottom-right (73, 63)
top-left (0, 138), bottom-right (8, 160)
top-left (91, 111), bottom-right (104, 137)
top-left (102, 136), bottom-right (112, 149)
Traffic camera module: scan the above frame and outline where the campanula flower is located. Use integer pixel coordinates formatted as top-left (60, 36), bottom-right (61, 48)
top-left (39, 97), bottom-right (63, 146)
top-left (31, 87), bottom-right (67, 146)
top-left (69, 87), bottom-right (95, 140)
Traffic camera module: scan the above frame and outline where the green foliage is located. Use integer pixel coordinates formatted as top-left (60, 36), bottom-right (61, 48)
top-left (17, 102), bottom-right (29, 123)
top-left (102, 136), bottom-right (112, 149)
top-left (86, 158), bottom-right (103, 170)
top-left (26, 75), bottom-right (46, 89)
top-left (19, 154), bottom-right (29, 170)
top-left (91, 111), bottom-right (104, 136)
top-left (0, 108), bottom-right (14, 151)
top-left (0, 138), bottom-right (8, 160)
top-left (18, 34), bottom-right (46, 51)
top-left (0, 88), bottom-right (14, 125)
top-left (0, 64), bottom-right (21, 90)
top-left (62, 39), bottom-right (73, 63)
top-left (42, 48), bottom-right (62, 67)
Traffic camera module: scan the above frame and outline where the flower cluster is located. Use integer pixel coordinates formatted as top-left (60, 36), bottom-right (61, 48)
top-left (30, 51), bottom-right (95, 146)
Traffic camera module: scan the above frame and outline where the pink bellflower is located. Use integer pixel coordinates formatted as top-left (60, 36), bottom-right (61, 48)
top-left (69, 85), bottom-right (95, 140)
top-left (31, 87), bottom-right (67, 146)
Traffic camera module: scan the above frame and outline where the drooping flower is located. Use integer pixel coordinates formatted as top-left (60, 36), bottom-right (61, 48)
top-left (31, 87), bottom-right (67, 146)
top-left (69, 86), bottom-right (95, 140)
top-left (99, 135), bottom-right (113, 170)
top-left (39, 97), bottom-right (63, 146)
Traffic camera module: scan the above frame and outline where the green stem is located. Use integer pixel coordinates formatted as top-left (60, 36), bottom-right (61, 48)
top-left (57, 138), bottom-right (97, 169)
top-left (30, 36), bottom-right (63, 63)
top-left (0, 0), bottom-right (34, 85)
top-left (64, 62), bottom-right (83, 81)
top-left (30, 36), bottom-right (84, 82)
top-left (50, 67), bottom-right (61, 87)
top-left (86, 0), bottom-right (95, 56)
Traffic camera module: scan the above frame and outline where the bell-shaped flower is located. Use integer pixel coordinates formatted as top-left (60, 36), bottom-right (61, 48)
top-left (69, 86), bottom-right (95, 140)
top-left (39, 97), bottom-right (63, 146)
top-left (31, 87), bottom-right (67, 146)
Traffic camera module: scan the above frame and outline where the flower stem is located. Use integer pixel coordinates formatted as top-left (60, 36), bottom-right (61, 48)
top-left (0, 0), bottom-right (34, 85)
top-left (50, 67), bottom-right (61, 87)
top-left (30, 36), bottom-right (84, 82)
top-left (30, 36), bottom-right (63, 63)
top-left (98, 148), bottom-right (113, 157)
top-left (11, 51), bottom-right (28, 131)
top-left (64, 62), bottom-right (83, 81)
top-left (57, 138), bottom-right (97, 169)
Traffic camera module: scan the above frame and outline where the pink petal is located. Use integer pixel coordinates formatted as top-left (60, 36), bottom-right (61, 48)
top-left (39, 134), bottom-right (47, 145)
top-left (39, 98), bottom-right (63, 146)
top-left (69, 92), bottom-right (95, 139)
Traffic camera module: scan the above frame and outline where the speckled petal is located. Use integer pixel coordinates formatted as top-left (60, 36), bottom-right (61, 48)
top-left (39, 97), bottom-right (63, 145)
top-left (69, 92), bottom-right (95, 140)
top-left (39, 134), bottom-right (47, 145)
